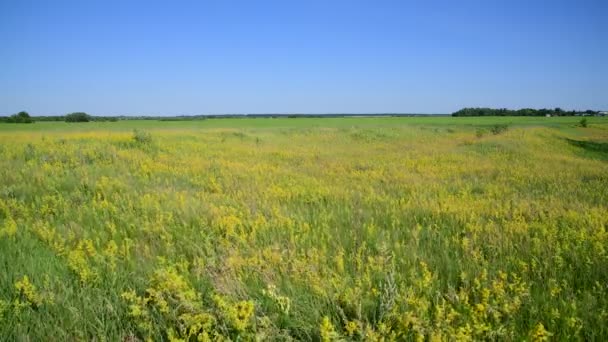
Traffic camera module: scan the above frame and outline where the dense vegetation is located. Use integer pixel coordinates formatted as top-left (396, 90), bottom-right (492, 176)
top-left (13, 114), bottom-right (449, 122)
top-left (1, 111), bottom-right (33, 123)
top-left (64, 112), bottom-right (92, 122)
top-left (0, 117), bottom-right (607, 341)
top-left (452, 107), bottom-right (600, 117)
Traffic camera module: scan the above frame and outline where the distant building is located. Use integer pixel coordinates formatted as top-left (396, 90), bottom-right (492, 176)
top-left (599, 111), bottom-right (608, 116)
top-left (545, 114), bottom-right (551, 117)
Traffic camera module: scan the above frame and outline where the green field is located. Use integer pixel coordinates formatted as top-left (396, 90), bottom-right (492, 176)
top-left (0, 116), bottom-right (597, 132)
top-left (1, 116), bottom-right (607, 341)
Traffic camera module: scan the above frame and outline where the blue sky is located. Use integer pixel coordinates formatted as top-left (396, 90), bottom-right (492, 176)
top-left (0, 0), bottom-right (606, 115)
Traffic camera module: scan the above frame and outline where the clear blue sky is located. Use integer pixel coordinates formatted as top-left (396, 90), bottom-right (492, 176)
top-left (1, 0), bottom-right (606, 115)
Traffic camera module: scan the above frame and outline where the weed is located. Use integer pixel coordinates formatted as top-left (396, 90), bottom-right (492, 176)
top-left (490, 124), bottom-right (509, 135)
top-left (132, 129), bottom-right (153, 145)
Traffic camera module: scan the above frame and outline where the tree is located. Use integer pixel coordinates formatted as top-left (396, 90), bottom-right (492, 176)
top-left (451, 107), bottom-right (594, 117)
top-left (65, 112), bottom-right (91, 122)
top-left (6, 111), bottom-right (33, 123)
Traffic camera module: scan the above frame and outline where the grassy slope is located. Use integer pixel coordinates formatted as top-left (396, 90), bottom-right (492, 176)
top-left (0, 117), bottom-right (607, 341)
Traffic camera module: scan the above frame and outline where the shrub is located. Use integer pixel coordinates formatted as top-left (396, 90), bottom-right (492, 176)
top-left (579, 118), bottom-right (588, 128)
top-left (490, 124), bottom-right (509, 135)
top-left (65, 112), bottom-right (91, 122)
top-left (132, 129), bottom-right (153, 145)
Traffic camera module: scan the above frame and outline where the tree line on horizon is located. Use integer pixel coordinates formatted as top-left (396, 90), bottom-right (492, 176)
top-left (0, 111), bottom-right (118, 123)
top-left (452, 107), bottom-right (601, 117)
top-left (2, 108), bottom-right (605, 123)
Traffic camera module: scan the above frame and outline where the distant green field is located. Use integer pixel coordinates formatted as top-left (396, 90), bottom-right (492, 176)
top-left (1, 115), bottom-right (605, 132)
top-left (1, 116), bottom-right (607, 340)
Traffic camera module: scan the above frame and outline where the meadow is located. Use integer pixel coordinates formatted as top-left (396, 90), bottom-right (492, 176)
top-left (0, 116), bottom-right (607, 341)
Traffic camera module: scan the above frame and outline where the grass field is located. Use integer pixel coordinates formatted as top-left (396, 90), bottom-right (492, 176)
top-left (1, 117), bottom-right (607, 341)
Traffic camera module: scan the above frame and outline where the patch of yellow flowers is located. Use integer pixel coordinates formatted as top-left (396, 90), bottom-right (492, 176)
top-left (121, 264), bottom-right (261, 340)
top-left (0, 122), bottom-right (607, 340)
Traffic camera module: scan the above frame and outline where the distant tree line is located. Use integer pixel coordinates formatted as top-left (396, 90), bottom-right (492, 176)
top-left (452, 107), bottom-right (600, 117)
top-left (1, 111), bottom-right (122, 123)
top-left (5, 112), bottom-right (119, 122)
top-left (64, 112), bottom-right (91, 122)
top-left (2, 112), bottom-right (453, 123)
top-left (2, 111), bottom-right (34, 123)
top-left (4, 109), bottom-right (601, 122)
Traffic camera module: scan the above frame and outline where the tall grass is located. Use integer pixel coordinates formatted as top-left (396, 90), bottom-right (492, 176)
top-left (0, 119), bottom-right (607, 340)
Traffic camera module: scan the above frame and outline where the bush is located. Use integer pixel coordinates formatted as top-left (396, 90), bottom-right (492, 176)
top-left (65, 112), bottom-right (91, 122)
top-left (490, 124), bottom-right (509, 135)
top-left (132, 129), bottom-right (153, 145)
top-left (579, 118), bottom-right (588, 128)
top-left (6, 111), bottom-right (33, 123)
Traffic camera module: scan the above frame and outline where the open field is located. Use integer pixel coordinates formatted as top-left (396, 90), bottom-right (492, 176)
top-left (1, 117), bottom-right (607, 341)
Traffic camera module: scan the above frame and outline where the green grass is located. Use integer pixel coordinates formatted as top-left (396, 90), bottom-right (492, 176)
top-left (1, 115), bottom-right (604, 132)
top-left (1, 116), bottom-right (607, 341)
